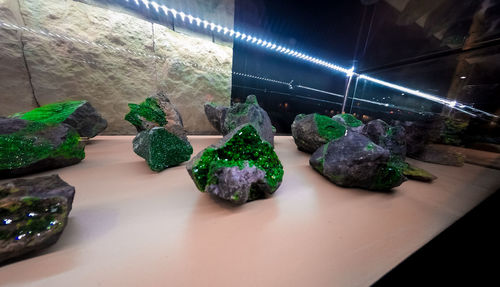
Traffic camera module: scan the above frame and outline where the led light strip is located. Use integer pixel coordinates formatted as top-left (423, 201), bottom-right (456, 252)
top-left (232, 72), bottom-right (291, 87)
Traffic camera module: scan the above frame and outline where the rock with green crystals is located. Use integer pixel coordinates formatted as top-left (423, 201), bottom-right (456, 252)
top-left (220, 95), bottom-right (275, 145)
top-left (332, 113), bottom-right (364, 131)
top-left (403, 163), bottom-right (437, 182)
top-left (125, 92), bottom-right (187, 142)
top-left (361, 119), bottom-right (406, 159)
top-left (310, 132), bottom-right (406, 191)
top-left (0, 118), bottom-right (85, 179)
top-left (13, 100), bottom-right (107, 138)
top-left (0, 175), bottom-right (75, 264)
top-left (186, 124), bottom-right (284, 204)
top-left (291, 113), bottom-right (347, 153)
top-left (133, 127), bottom-right (193, 172)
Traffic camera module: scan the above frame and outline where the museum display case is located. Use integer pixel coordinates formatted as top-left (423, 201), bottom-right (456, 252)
top-left (1, 0), bottom-right (499, 286)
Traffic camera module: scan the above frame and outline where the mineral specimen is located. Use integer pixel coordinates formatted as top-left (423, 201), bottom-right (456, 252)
top-left (0, 118), bottom-right (85, 178)
top-left (402, 163), bottom-right (437, 182)
top-left (361, 119), bottom-right (406, 159)
top-left (204, 102), bottom-right (227, 133)
top-left (411, 144), bottom-right (465, 167)
top-left (291, 113), bottom-right (347, 153)
top-left (206, 95), bottom-right (274, 145)
top-left (0, 175), bottom-right (75, 264)
top-left (309, 132), bottom-right (406, 190)
top-left (332, 113), bottom-right (364, 130)
top-left (125, 92), bottom-right (187, 141)
top-left (186, 124), bottom-right (284, 204)
top-left (133, 127), bottom-right (193, 172)
top-left (14, 100), bottom-right (107, 138)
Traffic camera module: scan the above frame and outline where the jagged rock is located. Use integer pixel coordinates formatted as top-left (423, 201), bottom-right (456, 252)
top-left (204, 103), bottom-right (227, 134)
top-left (291, 113), bottom-right (347, 153)
top-left (133, 127), bottom-right (193, 172)
top-left (395, 118), bottom-right (442, 156)
top-left (332, 113), bottom-right (364, 132)
top-left (186, 124), bottom-right (284, 205)
top-left (402, 163), bottom-right (437, 182)
top-left (13, 100), bottom-right (107, 138)
top-left (411, 144), bottom-right (465, 166)
top-left (0, 118), bottom-right (85, 178)
top-left (361, 119), bottom-right (406, 159)
top-left (0, 175), bottom-right (75, 264)
top-left (310, 132), bottom-right (406, 190)
top-left (221, 95), bottom-right (274, 145)
top-left (125, 92), bottom-right (188, 142)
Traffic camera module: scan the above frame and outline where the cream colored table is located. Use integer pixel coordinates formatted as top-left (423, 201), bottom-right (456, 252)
top-left (1, 136), bottom-right (499, 287)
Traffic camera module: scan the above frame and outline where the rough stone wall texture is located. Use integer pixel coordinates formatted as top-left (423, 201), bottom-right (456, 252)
top-left (0, 0), bottom-right (233, 134)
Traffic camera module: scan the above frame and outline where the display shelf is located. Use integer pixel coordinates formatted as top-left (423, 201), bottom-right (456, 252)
top-left (1, 136), bottom-right (499, 286)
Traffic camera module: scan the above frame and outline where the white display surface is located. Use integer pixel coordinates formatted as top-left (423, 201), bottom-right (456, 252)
top-left (1, 136), bottom-right (499, 286)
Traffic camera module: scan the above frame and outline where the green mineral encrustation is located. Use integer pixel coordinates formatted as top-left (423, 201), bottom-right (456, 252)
top-left (125, 97), bottom-right (167, 129)
top-left (190, 124), bottom-right (283, 193)
top-left (370, 158), bottom-right (406, 190)
top-left (0, 121), bottom-right (84, 171)
top-left (133, 127), bottom-right (193, 172)
top-left (314, 114), bottom-right (347, 141)
top-left (14, 100), bottom-right (86, 125)
top-left (338, 113), bottom-right (363, 127)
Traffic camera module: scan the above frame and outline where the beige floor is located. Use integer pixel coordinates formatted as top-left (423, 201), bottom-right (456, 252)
top-left (1, 136), bottom-right (499, 287)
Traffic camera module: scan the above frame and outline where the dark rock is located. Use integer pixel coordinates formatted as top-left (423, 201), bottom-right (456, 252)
top-left (291, 113), bottom-right (347, 153)
top-left (0, 175), bottom-right (75, 264)
top-left (204, 103), bottom-right (227, 134)
top-left (394, 118), bottom-right (442, 156)
top-left (361, 119), bottom-right (406, 159)
top-left (13, 100), bottom-right (107, 138)
top-left (186, 124), bottom-right (284, 204)
top-left (221, 95), bottom-right (274, 145)
top-left (133, 127), bottom-right (193, 172)
top-left (310, 132), bottom-right (406, 190)
top-left (411, 144), bottom-right (465, 166)
top-left (0, 119), bottom-right (85, 178)
top-left (125, 92), bottom-right (187, 142)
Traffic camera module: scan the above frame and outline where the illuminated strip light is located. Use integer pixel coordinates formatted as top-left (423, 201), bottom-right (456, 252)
top-left (233, 72), bottom-right (291, 86)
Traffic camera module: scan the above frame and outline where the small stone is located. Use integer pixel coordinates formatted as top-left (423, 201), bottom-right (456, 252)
top-left (403, 163), bottom-right (437, 182)
top-left (0, 175), bottom-right (75, 264)
top-left (0, 118), bottom-right (85, 179)
top-left (291, 113), bottom-right (346, 153)
top-left (361, 119), bottom-right (406, 159)
top-left (125, 92), bottom-right (187, 142)
top-left (133, 127), bottom-right (193, 172)
top-left (309, 132), bottom-right (406, 190)
top-left (186, 124), bottom-right (284, 204)
top-left (13, 100), bottom-right (107, 138)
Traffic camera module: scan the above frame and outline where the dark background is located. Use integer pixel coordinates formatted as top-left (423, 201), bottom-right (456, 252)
top-left (231, 0), bottom-right (500, 133)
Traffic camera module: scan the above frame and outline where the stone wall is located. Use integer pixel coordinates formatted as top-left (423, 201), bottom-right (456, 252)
top-left (0, 0), bottom-right (233, 134)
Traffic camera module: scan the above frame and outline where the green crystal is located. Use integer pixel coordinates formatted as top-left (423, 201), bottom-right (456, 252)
top-left (0, 122), bottom-right (84, 170)
top-left (333, 113), bottom-right (363, 127)
top-left (370, 157), bottom-right (405, 190)
top-left (125, 97), bottom-right (167, 129)
top-left (14, 100), bottom-right (86, 125)
top-left (314, 114), bottom-right (347, 141)
top-left (191, 125), bottom-right (283, 192)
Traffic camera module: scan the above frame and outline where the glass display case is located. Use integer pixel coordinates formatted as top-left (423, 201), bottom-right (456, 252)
top-left (1, 0), bottom-right (499, 286)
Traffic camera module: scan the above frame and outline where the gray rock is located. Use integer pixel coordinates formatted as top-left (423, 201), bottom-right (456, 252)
top-left (361, 119), bottom-right (406, 159)
top-left (0, 118), bottom-right (85, 179)
top-left (222, 95), bottom-right (274, 145)
top-left (0, 175), bottom-right (75, 264)
top-left (61, 101), bottom-right (107, 138)
top-left (310, 132), bottom-right (406, 190)
top-left (291, 113), bottom-right (347, 153)
top-left (411, 144), bottom-right (465, 166)
top-left (132, 127), bottom-right (193, 172)
top-left (204, 103), bottom-right (227, 133)
top-left (205, 162), bottom-right (267, 204)
top-left (394, 118), bottom-right (442, 156)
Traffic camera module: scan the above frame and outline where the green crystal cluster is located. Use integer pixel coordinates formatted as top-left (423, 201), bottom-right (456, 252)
top-left (14, 100), bottom-right (86, 125)
top-left (125, 97), bottom-right (167, 129)
top-left (134, 128), bottom-right (193, 172)
top-left (370, 158), bottom-right (405, 190)
top-left (0, 122), bottom-right (84, 170)
top-left (314, 114), bottom-right (347, 141)
top-left (191, 125), bottom-right (283, 192)
top-left (0, 194), bottom-right (66, 241)
top-left (338, 113), bottom-right (363, 127)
